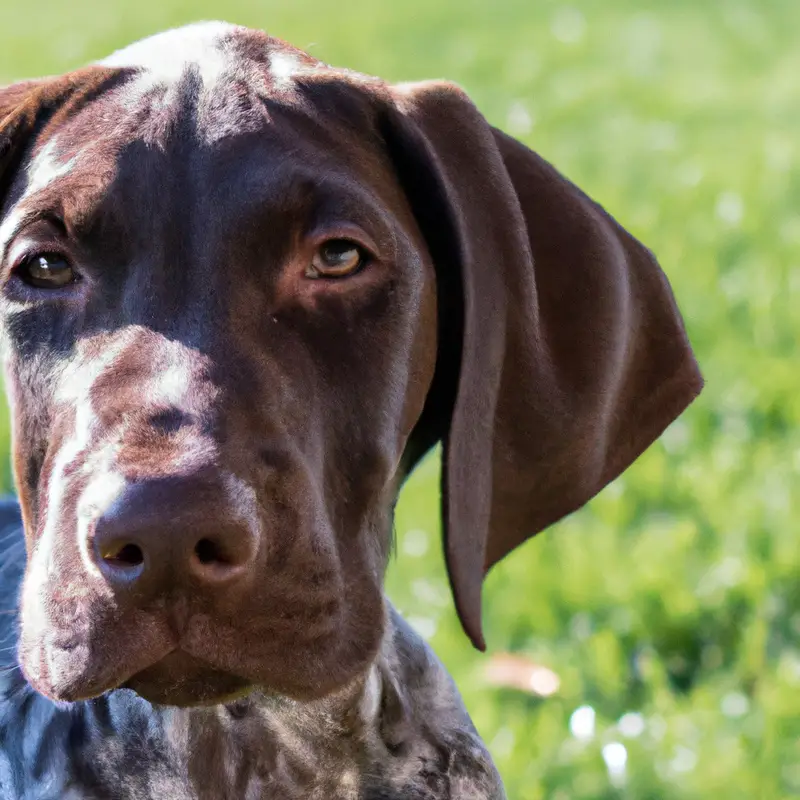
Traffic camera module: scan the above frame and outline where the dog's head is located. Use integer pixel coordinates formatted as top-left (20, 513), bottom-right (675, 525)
top-left (0, 22), bottom-right (702, 705)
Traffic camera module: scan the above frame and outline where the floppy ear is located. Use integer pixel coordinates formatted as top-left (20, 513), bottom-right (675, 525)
top-left (0, 80), bottom-right (42, 183)
top-left (0, 69), bottom-right (123, 190)
top-left (0, 77), bottom-right (63, 180)
top-left (0, 80), bottom-right (46, 119)
top-left (384, 81), bottom-right (703, 650)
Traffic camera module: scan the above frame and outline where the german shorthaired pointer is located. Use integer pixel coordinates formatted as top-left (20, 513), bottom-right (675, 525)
top-left (0, 22), bottom-right (703, 798)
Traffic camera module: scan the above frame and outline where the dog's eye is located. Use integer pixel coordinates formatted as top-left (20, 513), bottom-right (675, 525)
top-left (17, 253), bottom-right (76, 288)
top-left (308, 240), bottom-right (367, 278)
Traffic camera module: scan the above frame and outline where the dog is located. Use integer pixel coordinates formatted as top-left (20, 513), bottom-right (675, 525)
top-left (0, 21), bottom-right (703, 799)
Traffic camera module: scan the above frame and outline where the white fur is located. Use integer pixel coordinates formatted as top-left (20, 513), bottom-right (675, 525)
top-left (76, 470), bottom-right (127, 576)
top-left (0, 207), bottom-right (24, 264)
top-left (99, 21), bottom-right (237, 93)
top-left (100, 22), bottom-right (332, 97)
top-left (0, 139), bottom-right (78, 268)
top-left (223, 472), bottom-right (263, 542)
top-left (25, 137), bottom-right (78, 196)
top-left (152, 355), bottom-right (197, 406)
top-left (269, 52), bottom-right (301, 88)
top-left (49, 331), bottom-right (136, 579)
top-left (360, 665), bottom-right (382, 722)
top-left (0, 138), bottom-right (76, 262)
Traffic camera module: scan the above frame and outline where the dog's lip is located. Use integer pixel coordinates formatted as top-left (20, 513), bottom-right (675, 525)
top-left (123, 649), bottom-right (253, 707)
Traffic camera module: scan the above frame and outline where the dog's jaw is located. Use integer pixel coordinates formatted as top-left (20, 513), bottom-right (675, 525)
top-left (1, 583), bottom-right (505, 798)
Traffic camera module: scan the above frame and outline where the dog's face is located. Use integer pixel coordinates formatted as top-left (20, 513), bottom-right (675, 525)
top-left (0, 24), bottom-right (437, 704)
top-left (0, 23), bottom-right (702, 708)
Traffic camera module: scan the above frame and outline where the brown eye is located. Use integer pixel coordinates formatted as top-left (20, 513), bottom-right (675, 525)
top-left (18, 253), bottom-right (76, 288)
top-left (308, 240), bottom-right (367, 278)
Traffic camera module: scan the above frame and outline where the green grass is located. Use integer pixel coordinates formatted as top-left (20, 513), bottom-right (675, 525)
top-left (2, 1), bottom-right (799, 796)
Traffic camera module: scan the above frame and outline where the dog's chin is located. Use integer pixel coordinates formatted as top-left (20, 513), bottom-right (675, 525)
top-left (123, 650), bottom-right (254, 707)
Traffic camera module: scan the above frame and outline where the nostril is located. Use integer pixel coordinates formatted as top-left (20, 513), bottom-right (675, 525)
top-left (190, 533), bottom-right (253, 582)
top-left (194, 537), bottom-right (227, 565)
top-left (100, 541), bottom-right (145, 568)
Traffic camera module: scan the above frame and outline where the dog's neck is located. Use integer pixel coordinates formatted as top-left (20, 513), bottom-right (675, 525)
top-left (0, 600), bottom-right (503, 799)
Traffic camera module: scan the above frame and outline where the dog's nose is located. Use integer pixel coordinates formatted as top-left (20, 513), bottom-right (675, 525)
top-left (91, 477), bottom-right (259, 595)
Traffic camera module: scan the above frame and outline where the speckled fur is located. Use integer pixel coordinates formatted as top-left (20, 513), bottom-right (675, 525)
top-left (0, 502), bottom-right (503, 799)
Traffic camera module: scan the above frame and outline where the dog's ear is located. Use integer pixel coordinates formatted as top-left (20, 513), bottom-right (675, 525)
top-left (0, 69), bottom-right (123, 191)
top-left (0, 77), bottom-right (67, 181)
top-left (0, 79), bottom-right (47, 120)
top-left (384, 81), bottom-right (703, 650)
top-left (0, 78), bottom-right (46, 185)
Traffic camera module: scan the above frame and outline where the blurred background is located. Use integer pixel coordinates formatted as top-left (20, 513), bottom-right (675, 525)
top-left (1, 0), bottom-right (798, 797)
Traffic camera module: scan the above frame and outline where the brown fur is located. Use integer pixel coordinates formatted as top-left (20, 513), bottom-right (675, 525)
top-left (0, 23), bottom-right (702, 797)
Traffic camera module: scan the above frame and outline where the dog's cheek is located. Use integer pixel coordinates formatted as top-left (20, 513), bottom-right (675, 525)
top-left (2, 353), bottom-right (59, 537)
top-left (17, 531), bottom-right (98, 697)
top-left (17, 544), bottom-right (65, 695)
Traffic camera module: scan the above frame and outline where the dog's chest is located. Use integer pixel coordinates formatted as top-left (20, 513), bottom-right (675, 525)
top-left (0, 681), bottom-right (500, 800)
top-left (0, 686), bottom-right (357, 800)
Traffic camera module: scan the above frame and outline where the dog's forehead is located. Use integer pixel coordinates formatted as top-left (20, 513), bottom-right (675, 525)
top-left (98, 21), bottom-right (322, 97)
top-left (100, 21), bottom-right (243, 74)
top-left (0, 23), bottom-right (391, 246)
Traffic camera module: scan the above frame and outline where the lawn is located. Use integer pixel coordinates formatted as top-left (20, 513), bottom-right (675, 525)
top-left (1, 0), bottom-right (799, 797)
